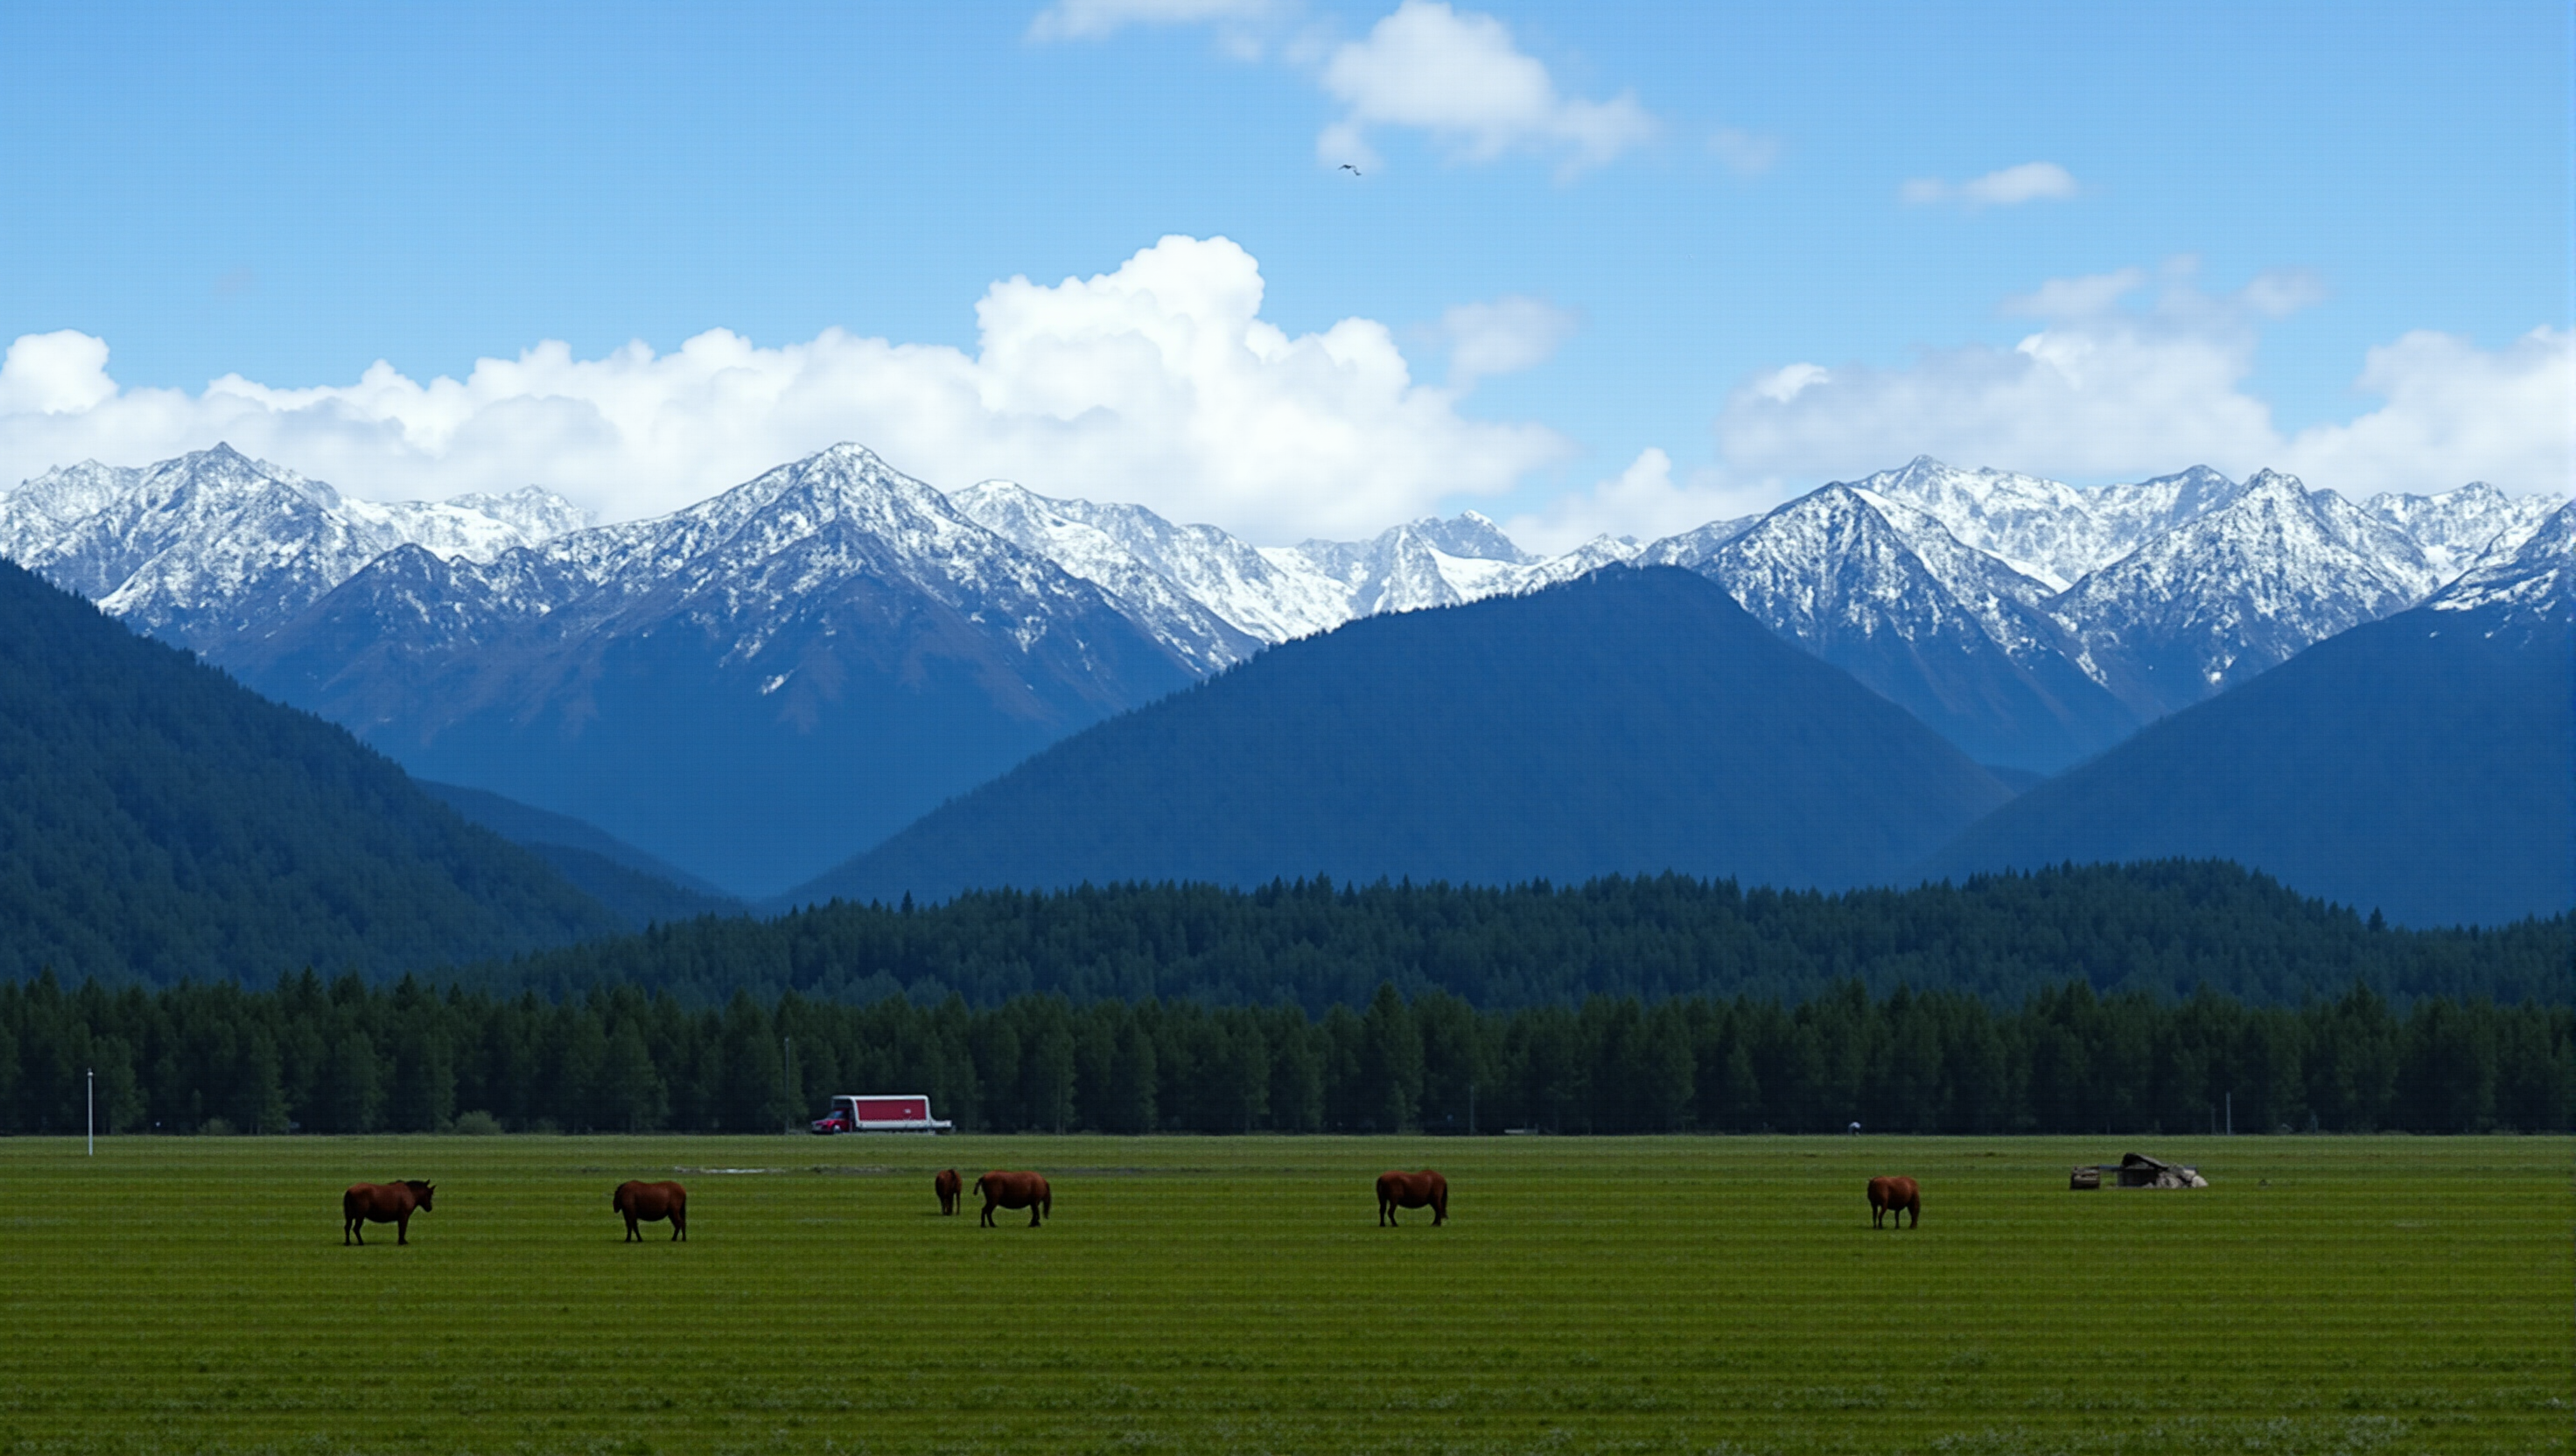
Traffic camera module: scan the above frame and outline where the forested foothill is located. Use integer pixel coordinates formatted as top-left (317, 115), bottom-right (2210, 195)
top-left (789, 567), bottom-right (2013, 906)
top-left (485, 861), bottom-right (2569, 1012)
top-left (4, 970), bottom-right (2566, 1138)
top-left (0, 561), bottom-right (623, 984)
top-left (1928, 582), bottom-right (2575, 928)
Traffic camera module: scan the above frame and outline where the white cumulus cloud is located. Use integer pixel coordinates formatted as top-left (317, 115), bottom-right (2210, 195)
top-left (1711, 265), bottom-right (2571, 501)
top-left (1900, 161), bottom-right (2079, 207)
top-left (0, 332), bottom-right (120, 416)
top-left (1316, 1), bottom-right (1656, 176)
top-left (1505, 446), bottom-right (1783, 556)
top-left (1522, 270), bottom-right (2567, 550)
top-left (0, 235), bottom-right (1566, 543)
top-left (1718, 326), bottom-right (2273, 486)
top-left (2278, 326), bottom-right (2574, 499)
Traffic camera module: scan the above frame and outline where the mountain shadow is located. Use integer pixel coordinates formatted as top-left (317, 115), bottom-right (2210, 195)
top-left (416, 780), bottom-right (743, 928)
top-left (788, 566), bottom-right (2013, 907)
top-left (1924, 512), bottom-right (2575, 928)
top-left (0, 560), bottom-right (623, 985)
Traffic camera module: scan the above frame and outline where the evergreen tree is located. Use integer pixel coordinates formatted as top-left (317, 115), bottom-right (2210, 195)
top-left (599, 1020), bottom-right (668, 1131)
top-left (1359, 984), bottom-right (1424, 1132)
top-left (323, 1030), bottom-right (384, 1133)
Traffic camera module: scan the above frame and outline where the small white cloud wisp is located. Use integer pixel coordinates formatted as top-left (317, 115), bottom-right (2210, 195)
top-left (1707, 127), bottom-right (1780, 177)
top-left (1316, 1), bottom-right (1656, 176)
top-left (1028, 0), bottom-right (1282, 42)
top-left (1438, 295), bottom-right (1578, 384)
top-left (1900, 161), bottom-right (2079, 207)
top-left (0, 236), bottom-right (1565, 543)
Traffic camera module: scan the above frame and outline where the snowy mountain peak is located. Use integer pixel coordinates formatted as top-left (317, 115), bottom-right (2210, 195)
top-left (2129, 464), bottom-right (2238, 503)
top-left (1628, 473), bottom-right (2135, 772)
top-left (1266, 511), bottom-right (1547, 618)
top-left (1, 444), bottom-right (592, 647)
top-left (941, 478), bottom-right (1261, 671)
top-left (1690, 480), bottom-right (2057, 638)
top-left (1864, 457), bottom-right (2216, 589)
top-left (2366, 480), bottom-right (2569, 582)
top-left (446, 485), bottom-right (592, 542)
top-left (952, 480), bottom-right (1350, 646)
top-left (2431, 500), bottom-right (2574, 625)
top-left (1407, 509), bottom-right (1534, 564)
top-left (615, 443), bottom-right (982, 584)
top-left (2049, 462), bottom-right (2440, 711)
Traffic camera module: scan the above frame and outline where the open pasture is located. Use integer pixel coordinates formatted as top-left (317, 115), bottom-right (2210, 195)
top-left (0, 1135), bottom-right (2565, 1455)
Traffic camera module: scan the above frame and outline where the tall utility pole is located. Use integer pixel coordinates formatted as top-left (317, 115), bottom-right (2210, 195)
top-left (86, 1068), bottom-right (94, 1156)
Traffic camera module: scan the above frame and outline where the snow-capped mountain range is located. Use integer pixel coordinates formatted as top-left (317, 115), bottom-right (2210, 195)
top-left (0, 445), bottom-right (589, 645)
top-left (209, 445), bottom-right (1206, 895)
top-left (1, 441), bottom-right (2560, 893)
top-left (950, 479), bottom-right (1628, 654)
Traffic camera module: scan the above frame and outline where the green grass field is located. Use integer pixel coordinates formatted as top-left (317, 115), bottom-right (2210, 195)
top-left (0, 1134), bottom-right (2565, 1455)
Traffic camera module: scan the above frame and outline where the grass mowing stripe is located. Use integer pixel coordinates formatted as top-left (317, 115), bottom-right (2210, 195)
top-left (0, 1135), bottom-right (2564, 1454)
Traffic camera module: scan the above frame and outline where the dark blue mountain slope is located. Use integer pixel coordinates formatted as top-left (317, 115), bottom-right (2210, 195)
top-left (0, 560), bottom-right (621, 984)
top-left (1923, 586), bottom-right (2573, 928)
top-left (788, 566), bottom-right (2012, 907)
top-left (416, 780), bottom-right (743, 927)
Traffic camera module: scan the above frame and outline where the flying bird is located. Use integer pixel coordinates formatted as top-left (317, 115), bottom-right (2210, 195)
top-left (1339, 163), bottom-right (1362, 176)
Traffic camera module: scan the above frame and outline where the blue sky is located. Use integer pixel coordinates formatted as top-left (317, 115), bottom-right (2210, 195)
top-left (0, 2), bottom-right (2566, 546)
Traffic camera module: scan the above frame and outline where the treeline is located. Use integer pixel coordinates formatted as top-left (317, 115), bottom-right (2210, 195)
top-left (7, 971), bottom-right (2566, 1138)
top-left (471, 861), bottom-right (2573, 1011)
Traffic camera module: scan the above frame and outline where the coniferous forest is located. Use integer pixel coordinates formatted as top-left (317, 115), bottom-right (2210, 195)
top-left (486, 862), bottom-right (2568, 1011)
top-left (6, 970), bottom-right (2566, 1140)
top-left (4, 862), bottom-right (2566, 1139)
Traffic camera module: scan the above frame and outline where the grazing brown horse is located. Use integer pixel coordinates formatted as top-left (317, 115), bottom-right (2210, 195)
top-left (613, 1180), bottom-right (689, 1242)
top-left (1376, 1170), bottom-right (1448, 1227)
top-left (934, 1168), bottom-right (962, 1215)
top-left (342, 1180), bottom-right (435, 1245)
top-left (1867, 1175), bottom-right (1921, 1228)
top-left (974, 1171), bottom-right (1051, 1228)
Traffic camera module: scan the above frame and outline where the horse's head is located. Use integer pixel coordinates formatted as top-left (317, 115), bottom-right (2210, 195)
top-left (408, 1180), bottom-right (436, 1210)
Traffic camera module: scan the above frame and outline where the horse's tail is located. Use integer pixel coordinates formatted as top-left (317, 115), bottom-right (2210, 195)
top-left (1041, 1186), bottom-right (1053, 1217)
top-left (972, 1174), bottom-right (987, 1197)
